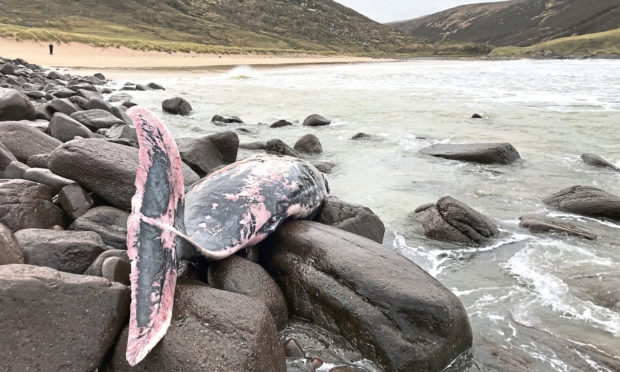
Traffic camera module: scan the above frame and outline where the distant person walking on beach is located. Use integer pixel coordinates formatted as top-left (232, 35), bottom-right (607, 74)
top-left (49, 43), bottom-right (54, 55)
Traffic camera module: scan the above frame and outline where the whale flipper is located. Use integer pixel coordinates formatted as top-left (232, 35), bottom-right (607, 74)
top-left (125, 107), bottom-right (186, 366)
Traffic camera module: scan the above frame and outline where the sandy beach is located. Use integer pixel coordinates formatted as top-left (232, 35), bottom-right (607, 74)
top-left (0, 38), bottom-right (383, 73)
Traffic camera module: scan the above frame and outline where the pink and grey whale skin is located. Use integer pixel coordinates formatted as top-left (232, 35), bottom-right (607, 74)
top-left (125, 107), bottom-right (329, 366)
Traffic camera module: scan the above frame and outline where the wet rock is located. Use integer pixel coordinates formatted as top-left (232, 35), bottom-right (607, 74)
top-left (121, 101), bottom-right (137, 108)
top-left (415, 196), bottom-right (499, 246)
top-left (208, 255), bottom-right (288, 330)
top-left (15, 229), bottom-right (105, 274)
top-left (543, 186), bottom-right (620, 221)
top-left (49, 112), bottom-right (93, 142)
top-left (48, 138), bottom-right (199, 210)
top-left (101, 256), bottom-right (131, 285)
top-left (286, 359), bottom-right (316, 372)
top-left (414, 203), bottom-right (435, 213)
top-left (147, 82), bottom-right (165, 90)
top-left (70, 109), bottom-right (125, 131)
top-left (581, 153), bottom-right (618, 170)
top-left (58, 183), bottom-right (94, 220)
top-left (106, 285), bottom-right (286, 372)
top-left (0, 223), bottom-right (23, 264)
top-left (52, 88), bottom-right (78, 98)
top-left (262, 221), bottom-right (472, 371)
top-left (284, 339), bottom-right (306, 358)
top-left (420, 143), bottom-right (521, 165)
top-left (312, 161), bottom-right (335, 174)
top-left (0, 88), bottom-right (36, 121)
top-left (0, 121), bottom-right (62, 162)
top-left (70, 206), bottom-right (129, 249)
top-left (303, 114), bottom-right (331, 127)
top-left (176, 131), bottom-right (239, 176)
top-left (46, 97), bottom-right (81, 116)
top-left (212, 114), bottom-right (243, 124)
top-left (471, 113), bottom-right (483, 119)
top-left (0, 179), bottom-right (65, 231)
top-left (565, 273), bottom-right (620, 311)
top-left (25, 90), bottom-right (45, 100)
top-left (519, 214), bottom-right (596, 240)
top-left (0, 141), bottom-right (16, 171)
top-left (26, 154), bottom-right (49, 168)
top-left (294, 134), bottom-right (323, 155)
top-left (0, 264), bottom-right (129, 372)
top-left (162, 97), bottom-right (192, 115)
top-left (351, 132), bottom-right (376, 140)
top-left (267, 139), bottom-right (300, 157)
top-left (316, 196), bottom-right (385, 244)
top-left (85, 97), bottom-right (114, 112)
top-left (271, 119), bottom-right (293, 128)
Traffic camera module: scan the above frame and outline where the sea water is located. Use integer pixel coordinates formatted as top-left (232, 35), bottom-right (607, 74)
top-left (112, 59), bottom-right (620, 371)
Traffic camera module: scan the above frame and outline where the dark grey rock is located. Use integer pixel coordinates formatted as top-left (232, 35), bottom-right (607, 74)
top-left (303, 114), bottom-right (331, 127)
top-left (49, 112), bottom-right (93, 142)
top-left (284, 339), bottom-right (306, 358)
top-left (84, 249), bottom-right (128, 281)
top-left (47, 70), bottom-right (65, 80)
top-left (565, 273), bottom-right (620, 312)
top-left (52, 88), bottom-right (78, 98)
top-left (85, 98), bottom-right (113, 112)
top-left (15, 229), bottom-right (105, 274)
top-left (162, 97), bottom-right (192, 115)
top-left (147, 82), bottom-right (165, 90)
top-left (262, 221), bottom-right (472, 372)
top-left (70, 109), bottom-right (125, 130)
top-left (471, 113), bottom-right (483, 119)
top-left (294, 134), bottom-right (323, 155)
top-left (316, 196), bottom-right (385, 244)
top-left (0, 179), bottom-right (65, 231)
top-left (48, 138), bottom-right (199, 210)
top-left (46, 98), bottom-right (81, 116)
top-left (68, 95), bottom-right (89, 109)
top-left (350, 132), bottom-right (376, 140)
top-left (58, 183), bottom-right (94, 220)
top-left (105, 124), bottom-right (137, 142)
top-left (212, 114), bottom-right (243, 124)
top-left (543, 186), bottom-right (620, 221)
top-left (26, 154), bottom-right (49, 168)
top-left (208, 255), bottom-right (288, 330)
top-left (0, 264), bottom-right (129, 372)
top-left (519, 214), bottom-right (596, 240)
top-left (0, 141), bottom-right (16, 171)
top-left (111, 105), bottom-right (133, 125)
top-left (70, 206), bottom-right (129, 249)
top-left (22, 167), bottom-right (74, 195)
top-left (312, 161), bottom-right (335, 174)
top-left (107, 92), bottom-right (133, 103)
top-left (94, 73), bottom-right (106, 81)
top-left (24, 90), bottom-right (46, 100)
top-left (0, 88), bottom-right (36, 121)
top-left (0, 223), bottom-right (23, 265)
top-left (415, 196), bottom-right (499, 246)
top-left (266, 139), bottom-right (300, 157)
top-left (239, 141), bottom-right (266, 150)
top-left (271, 119), bottom-right (293, 128)
top-left (176, 131), bottom-right (239, 176)
top-left (420, 143), bottom-right (521, 165)
top-left (106, 285), bottom-right (286, 372)
top-left (581, 153), bottom-right (618, 170)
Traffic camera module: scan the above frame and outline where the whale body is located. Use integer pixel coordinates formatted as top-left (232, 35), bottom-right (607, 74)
top-left (124, 107), bottom-right (329, 366)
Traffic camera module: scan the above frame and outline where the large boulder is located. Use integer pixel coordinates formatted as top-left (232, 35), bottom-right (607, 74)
top-left (543, 186), bottom-right (620, 221)
top-left (208, 255), bottom-right (288, 329)
top-left (0, 88), bottom-right (36, 121)
top-left (261, 221), bottom-right (472, 371)
top-left (414, 197), bottom-right (499, 246)
top-left (162, 97), bottom-right (192, 115)
top-left (176, 131), bottom-right (239, 176)
top-left (47, 138), bottom-right (199, 210)
top-left (0, 223), bottom-right (23, 265)
top-left (70, 206), bottom-right (129, 249)
top-left (0, 121), bottom-right (62, 162)
top-left (581, 153), bottom-right (618, 171)
top-left (316, 196), bottom-right (385, 244)
top-left (0, 179), bottom-right (65, 231)
top-left (0, 264), bottom-right (129, 371)
top-left (303, 114), bottom-right (331, 127)
top-left (48, 112), bottom-right (92, 142)
top-left (70, 109), bottom-right (125, 131)
top-left (106, 285), bottom-right (286, 372)
top-left (519, 214), bottom-right (596, 240)
top-left (15, 229), bottom-right (105, 274)
top-left (420, 143), bottom-right (521, 165)
top-left (294, 134), bottom-right (323, 155)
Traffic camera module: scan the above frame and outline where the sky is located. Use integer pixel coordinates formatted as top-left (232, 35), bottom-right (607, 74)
top-left (334, 0), bottom-right (509, 23)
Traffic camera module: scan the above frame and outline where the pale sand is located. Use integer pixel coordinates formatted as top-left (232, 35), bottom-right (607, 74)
top-left (0, 38), bottom-right (386, 77)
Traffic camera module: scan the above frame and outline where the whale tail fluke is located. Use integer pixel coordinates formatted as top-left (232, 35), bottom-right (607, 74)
top-left (125, 107), bottom-right (186, 366)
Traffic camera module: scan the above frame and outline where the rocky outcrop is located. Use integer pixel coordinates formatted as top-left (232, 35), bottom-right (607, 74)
top-left (47, 138), bottom-right (198, 210)
top-left (420, 143), bottom-right (521, 164)
top-left (0, 121), bottom-right (62, 162)
top-left (70, 206), bottom-right (129, 249)
top-left (0, 223), bottom-right (23, 265)
top-left (0, 88), bottom-right (36, 121)
top-left (15, 229), bottom-right (105, 274)
top-left (176, 131), bottom-right (239, 176)
top-left (106, 285), bottom-right (286, 372)
top-left (303, 114), bottom-right (331, 127)
top-left (294, 134), bottom-right (323, 155)
top-left (0, 179), bottom-right (65, 231)
top-left (162, 97), bottom-right (192, 115)
top-left (208, 255), bottom-right (288, 330)
top-left (316, 196), bottom-right (385, 244)
top-left (0, 264), bottom-right (129, 372)
top-left (581, 153), bottom-right (618, 170)
top-left (261, 221), bottom-right (472, 372)
top-left (519, 214), bottom-right (596, 240)
top-left (543, 186), bottom-right (620, 221)
top-left (414, 196), bottom-right (498, 246)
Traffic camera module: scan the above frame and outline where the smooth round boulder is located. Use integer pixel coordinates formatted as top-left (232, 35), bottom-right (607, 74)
top-left (0, 223), bottom-right (23, 264)
top-left (70, 206), bottom-right (129, 249)
top-left (0, 179), bottom-right (65, 231)
top-left (0, 121), bottom-right (62, 162)
top-left (420, 143), bottom-right (521, 165)
top-left (303, 114), bottom-right (331, 127)
top-left (70, 109), bottom-right (125, 130)
top-left (162, 97), bottom-right (192, 115)
top-left (271, 119), bottom-right (293, 128)
top-left (294, 134), bottom-right (323, 155)
top-left (49, 112), bottom-right (93, 142)
top-left (212, 114), bottom-right (243, 124)
top-left (543, 186), bottom-right (620, 221)
top-left (101, 256), bottom-right (131, 285)
top-left (0, 88), bottom-right (36, 121)
top-left (266, 139), bottom-right (300, 158)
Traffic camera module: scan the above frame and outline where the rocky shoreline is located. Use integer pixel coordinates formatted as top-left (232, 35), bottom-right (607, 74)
top-left (1, 56), bottom-right (619, 372)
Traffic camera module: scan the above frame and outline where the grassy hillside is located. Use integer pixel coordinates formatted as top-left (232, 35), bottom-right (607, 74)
top-left (492, 27), bottom-right (620, 57)
top-left (390, 0), bottom-right (620, 47)
top-left (0, 0), bottom-right (430, 55)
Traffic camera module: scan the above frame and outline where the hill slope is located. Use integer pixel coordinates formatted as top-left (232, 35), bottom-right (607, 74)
top-left (0, 0), bottom-right (426, 54)
top-left (390, 0), bottom-right (620, 47)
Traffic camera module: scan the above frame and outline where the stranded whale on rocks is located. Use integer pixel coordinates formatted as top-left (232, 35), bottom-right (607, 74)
top-left (124, 107), bottom-right (329, 366)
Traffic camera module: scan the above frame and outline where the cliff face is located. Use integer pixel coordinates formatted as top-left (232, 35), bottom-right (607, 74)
top-left (390, 0), bottom-right (620, 46)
